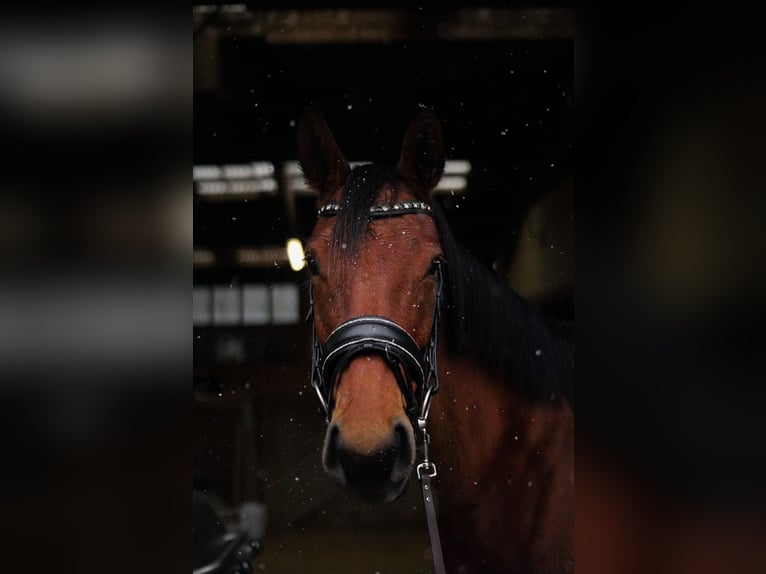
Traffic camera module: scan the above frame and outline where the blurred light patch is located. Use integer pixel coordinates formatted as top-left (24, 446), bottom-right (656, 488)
top-left (212, 284), bottom-right (241, 326)
top-left (193, 286), bottom-right (212, 326)
top-left (193, 3), bottom-right (247, 16)
top-left (0, 23), bottom-right (189, 118)
top-left (234, 246), bottom-right (289, 268)
top-left (282, 159), bottom-right (471, 195)
top-left (286, 238), bottom-right (305, 272)
top-left (193, 283), bottom-right (300, 327)
top-left (242, 284), bottom-right (270, 325)
top-left (193, 248), bottom-right (216, 268)
top-left (193, 161), bottom-right (275, 180)
top-left (194, 162), bottom-right (277, 198)
top-left (270, 284), bottom-right (300, 325)
top-left (0, 279), bottom-right (188, 380)
top-left (196, 178), bottom-right (277, 196)
top-left (432, 175), bottom-right (467, 194)
top-left (444, 159), bottom-right (471, 174)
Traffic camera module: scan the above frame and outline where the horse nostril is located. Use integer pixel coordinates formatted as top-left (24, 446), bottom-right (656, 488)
top-left (391, 422), bottom-right (415, 481)
top-left (322, 424), bottom-right (345, 483)
top-left (394, 422), bottom-right (412, 461)
top-left (323, 420), bottom-right (416, 495)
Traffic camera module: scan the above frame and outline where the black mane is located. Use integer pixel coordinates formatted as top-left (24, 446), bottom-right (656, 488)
top-left (331, 162), bottom-right (574, 406)
top-left (433, 201), bottom-right (574, 406)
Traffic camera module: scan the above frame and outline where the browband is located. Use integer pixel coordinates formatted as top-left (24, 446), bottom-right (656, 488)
top-left (318, 200), bottom-right (433, 218)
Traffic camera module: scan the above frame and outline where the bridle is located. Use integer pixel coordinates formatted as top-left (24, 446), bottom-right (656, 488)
top-left (306, 199), bottom-right (447, 574)
top-left (307, 200), bottom-right (442, 437)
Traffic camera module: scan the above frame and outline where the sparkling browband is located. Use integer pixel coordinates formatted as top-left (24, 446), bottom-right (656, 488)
top-left (317, 201), bottom-right (433, 218)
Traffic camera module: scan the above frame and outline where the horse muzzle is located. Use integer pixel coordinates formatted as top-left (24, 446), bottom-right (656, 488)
top-left (322, 417), bottom-right (415, 503)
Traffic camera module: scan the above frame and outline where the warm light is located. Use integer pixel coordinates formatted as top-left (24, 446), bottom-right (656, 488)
top-left (286, 238), bottom-right (305, 271)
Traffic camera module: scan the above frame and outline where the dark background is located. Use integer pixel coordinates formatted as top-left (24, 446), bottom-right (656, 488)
top-left (193, 3), bottom-right (574, 572)
top-left (193, 3), bottom-right (574, 292)
top-left (1, 2), bottom-right (764, 573)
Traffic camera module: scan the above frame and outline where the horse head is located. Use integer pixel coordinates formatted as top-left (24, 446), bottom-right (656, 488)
top-left (298, 105), bottom-right (445, 503)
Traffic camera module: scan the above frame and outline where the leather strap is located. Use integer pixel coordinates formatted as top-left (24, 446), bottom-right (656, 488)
top-left (420, 471), bottom-right (447, 574)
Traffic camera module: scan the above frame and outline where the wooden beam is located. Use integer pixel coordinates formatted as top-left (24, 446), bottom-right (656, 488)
top-left (193, 7), bottom-right (574, 44)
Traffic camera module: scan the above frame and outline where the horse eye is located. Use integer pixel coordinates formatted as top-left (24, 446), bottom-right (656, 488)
top-left (305, 254), bottom-right (320, 276)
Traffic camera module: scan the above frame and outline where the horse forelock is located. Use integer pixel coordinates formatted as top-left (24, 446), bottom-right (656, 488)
top-left (331, 163), bottom-right (403, 264)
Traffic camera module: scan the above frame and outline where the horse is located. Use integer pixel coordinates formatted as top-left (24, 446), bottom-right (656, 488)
top-left (297, 104), bottom-right (574, 574)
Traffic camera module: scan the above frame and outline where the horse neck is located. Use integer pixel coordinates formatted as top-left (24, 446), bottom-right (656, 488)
top-left (427, 345), bottom-right (574, 506)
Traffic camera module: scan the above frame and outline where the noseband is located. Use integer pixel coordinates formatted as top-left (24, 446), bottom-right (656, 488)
top-left (306, 200), bottom-right (442, 436)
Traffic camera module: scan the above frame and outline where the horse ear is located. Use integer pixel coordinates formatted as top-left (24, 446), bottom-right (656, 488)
top-left (297, 103), bottom-right (350, 201)
top-left (397, 107), bottom-right (445, 198)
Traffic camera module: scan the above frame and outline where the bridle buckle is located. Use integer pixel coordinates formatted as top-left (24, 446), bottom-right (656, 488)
top-left (417, 461), bottom-right (438, 480)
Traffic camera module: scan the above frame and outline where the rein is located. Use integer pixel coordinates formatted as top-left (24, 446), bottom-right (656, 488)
top-left (307, 199), bottom-right (447, 574)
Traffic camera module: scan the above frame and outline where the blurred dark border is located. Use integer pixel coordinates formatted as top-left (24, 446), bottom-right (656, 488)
top-left (0, 3), bottom-right (191, 573)
top-left (0, 2), bottom-right (764, 573)
top-left (576, 4), bottom-right (766, 572)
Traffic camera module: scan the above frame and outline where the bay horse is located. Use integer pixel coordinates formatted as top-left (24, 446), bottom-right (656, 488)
top-left (298, 105), bottom-right (574, 574)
